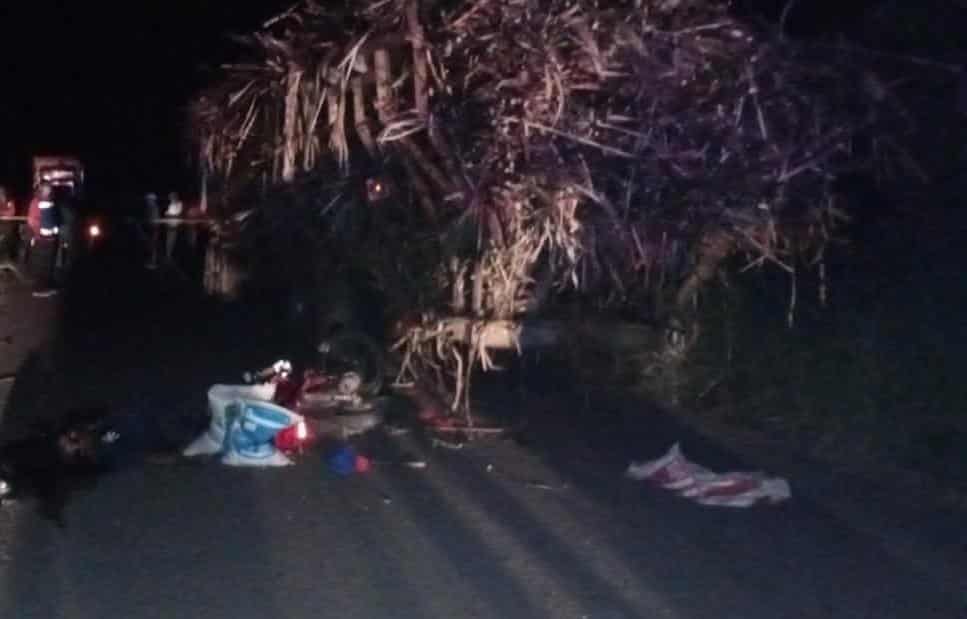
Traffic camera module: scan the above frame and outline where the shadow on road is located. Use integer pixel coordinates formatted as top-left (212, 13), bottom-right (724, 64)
top-left (462, 364), bottom-right (965, 617)
top-left (365, 434), bottom-right (576, 617)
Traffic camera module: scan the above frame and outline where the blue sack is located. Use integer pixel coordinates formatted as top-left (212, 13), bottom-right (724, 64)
top-left (222, 400), bottom-right (301, 467)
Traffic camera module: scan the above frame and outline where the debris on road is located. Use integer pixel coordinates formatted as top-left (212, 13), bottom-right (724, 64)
top-left (173, 351), bottom-right (506, 478)
top-left (324, 444), bottom-right (427, 476)
top-left (220, 400), bottom-right (303, 467)
top-left (430, 425), bottom-right (506, 435)
top-left (182, 383), bottom-right (276, 454)
top-left (626, 443), bottom-right (791, 508)
top-left (393, 383), bottom-right (507, 449)
top-left (326, 443), bottom-right (371, 476)
top-left (182, 382), bottom-right (303, 467)
top-left (430, 436), bottom-right (465, 450)
top-left (383, 424), bottom-right (410, 436)
top-left (183, 355), bottom-right (390, 467)
top-left (485, 463), bottom-right (568, 492)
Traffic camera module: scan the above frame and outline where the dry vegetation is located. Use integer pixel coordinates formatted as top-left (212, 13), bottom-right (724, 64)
top-left (191, 0), bottom-right (956, 416)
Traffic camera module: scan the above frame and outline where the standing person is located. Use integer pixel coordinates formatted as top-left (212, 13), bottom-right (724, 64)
top-left (53, 185), bottom-right (77, 273)
top-left (0, 186), bottom-right (25, 281)
top-left (145, 193), bottom-right (160, 268)
top-left (26, 183), bottom-right (60, 297)
top-left (184, 198), bottom-right (210, 275)
top-left (0, 186), bottom-right (13, 216)
top-left (185, 201), bottom-right (202, 253)
top-left (163, 191), bottom-right (183, 264)
top-left (0, 185), bottom-right (16, 261)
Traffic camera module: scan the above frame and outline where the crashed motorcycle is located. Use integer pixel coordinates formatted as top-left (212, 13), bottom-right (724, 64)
top-left (182, 331), bottom-right (387, 466)
top-left (262, 331), bottom-right (388, 448)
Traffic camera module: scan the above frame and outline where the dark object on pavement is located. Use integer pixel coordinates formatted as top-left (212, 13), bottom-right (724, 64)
top-left (0, 406), bottom-right (189, 526)
top-left (0, 419), bottom-right (102, 527)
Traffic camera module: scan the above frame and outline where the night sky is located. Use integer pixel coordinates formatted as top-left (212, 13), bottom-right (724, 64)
top-left (0, 1), bottom-right (291, 202)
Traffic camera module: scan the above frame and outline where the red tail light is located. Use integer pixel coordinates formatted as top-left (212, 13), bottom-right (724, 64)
top-left (274, 420), bottom-right (311, 452)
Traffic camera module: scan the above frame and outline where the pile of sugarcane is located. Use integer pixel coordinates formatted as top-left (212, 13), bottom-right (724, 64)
top-left (191, 0), bottom-right (957, 414)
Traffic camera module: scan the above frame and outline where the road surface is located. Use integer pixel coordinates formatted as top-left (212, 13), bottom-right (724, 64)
top-left (0, 263), bottom-right (59, 418)
top-left (0, 241), bottom-right (963, 619)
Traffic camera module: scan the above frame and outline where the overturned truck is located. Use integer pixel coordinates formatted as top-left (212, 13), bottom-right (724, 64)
top-left (190, 0), bottom-right (954, 416)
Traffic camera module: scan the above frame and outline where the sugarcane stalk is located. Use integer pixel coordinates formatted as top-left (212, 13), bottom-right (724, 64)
top-left (373, 49), bottom-right (394, 125)
top-left (405, 0), bottom-right (429, 117)
top-left (282, 62), bottom-right (303, 182)
top-left (408, 0), bottom-right (464, 195)
top-left (401, 139), bottom-right (454, 197)
top-left (374, 47), bottom-right (439, 223)
top-left (400, 154), bottom-right (439, 224)
top-left (351, 76), bottom-right (377, 157)
top-left (471, 259), bottom-right (485, 317)
top-left (450, 256), bottom-right (467, 314)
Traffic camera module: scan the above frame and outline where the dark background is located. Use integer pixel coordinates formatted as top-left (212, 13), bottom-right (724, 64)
top-left (0, 1), bottom-right (945, 207)
top-left (0, 1), bottom-right (292, 204)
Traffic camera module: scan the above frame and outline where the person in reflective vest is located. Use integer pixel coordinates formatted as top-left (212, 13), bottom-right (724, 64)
top-left (26, 183), bottom-right (60, 297)
top-left (53, 185), bottom-right (78, 271)
top-left (163, 191), bottom-right (183, 263)
top-left (145, 192), bottom-right (160, 268)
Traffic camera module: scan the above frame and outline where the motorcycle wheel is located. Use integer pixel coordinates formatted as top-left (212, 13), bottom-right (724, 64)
top-left (317, 331), bottom-right (385, 398)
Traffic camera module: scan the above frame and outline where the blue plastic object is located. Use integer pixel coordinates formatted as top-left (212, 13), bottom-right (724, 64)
top-left (327, 444), bottom-right (358, 477)
top-left (224, 400), bottom-right (299, 463)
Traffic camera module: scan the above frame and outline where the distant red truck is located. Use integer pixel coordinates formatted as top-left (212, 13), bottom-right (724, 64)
top-left (33, 155), bottom-right (85, 196)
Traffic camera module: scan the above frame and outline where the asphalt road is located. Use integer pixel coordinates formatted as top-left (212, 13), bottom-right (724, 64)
top-left (0, 240), bottom-right (964, 619)
top-left (0, 262), bottom-right (59, 398)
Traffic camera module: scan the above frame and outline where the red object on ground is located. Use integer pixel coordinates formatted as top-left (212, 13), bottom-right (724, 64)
top-left (625, 443), bottom-right (791, 508)
top-left (291, 370), bottom-right (339, 411)
top-left (272, 375), bottom-right (303, 409)
top-left (398, 384), bottom-right (447, 422)
top-left (274, 421), bottom-right (310, 452)
top-left (299, 370), bottom-right (337, 394)
top-left (272, 370), bottom-right (339, 411)
top-left (354, 454), bottom-right (372, 473)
